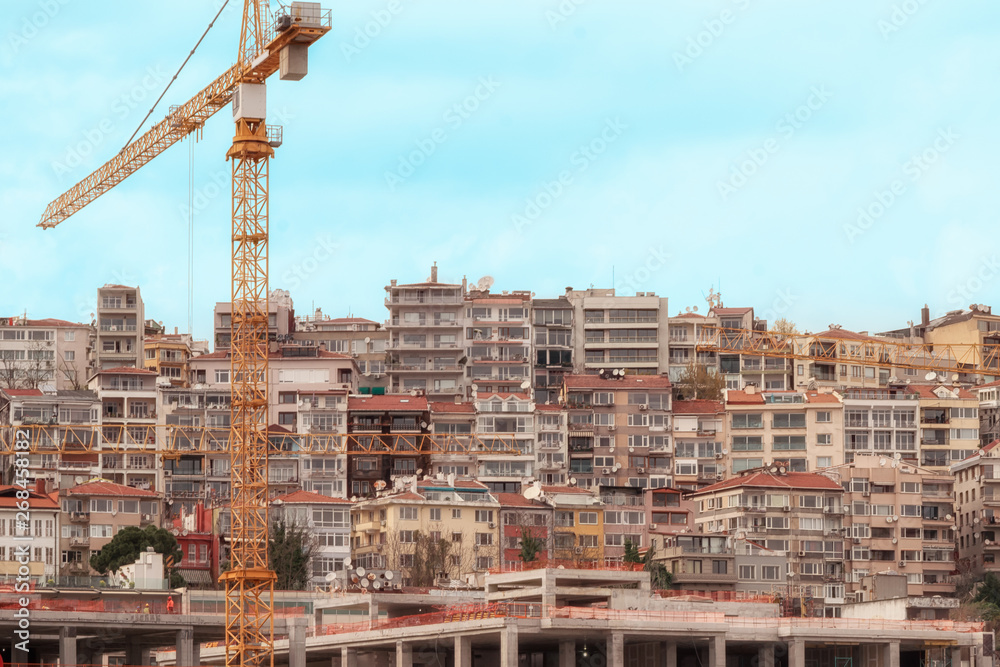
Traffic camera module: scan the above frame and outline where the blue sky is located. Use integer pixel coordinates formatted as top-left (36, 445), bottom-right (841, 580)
top-left (2, 0), bottom-right (999, 343)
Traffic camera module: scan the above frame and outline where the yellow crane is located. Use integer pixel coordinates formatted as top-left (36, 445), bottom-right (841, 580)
top-left (38, 3), bottom-right (330, 666)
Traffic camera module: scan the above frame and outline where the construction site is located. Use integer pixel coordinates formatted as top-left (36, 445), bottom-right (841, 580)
top-left (2, 1), bottom-right (1000, 667)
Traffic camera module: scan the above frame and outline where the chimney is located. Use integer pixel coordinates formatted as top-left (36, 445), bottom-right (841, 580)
top-left (921, 304), bottom-right (929, 328)
top-left (430, 262), bottom-right (438, 283)
top-left (35, 479), bottom-right (45, 495)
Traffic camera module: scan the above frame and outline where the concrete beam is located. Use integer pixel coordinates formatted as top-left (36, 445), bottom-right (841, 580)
top-left (342, 646), bottom-right (358, 667)
top-left (288, 617), bottom-right (307, 667)
top-left (396, 640), bottom-right (413, 667)
top-left (559, 640), bottom-right (575, 667)
top-left (176, 627), bottom-right (195, 667)
top-left (500, 624), bottom-right (519, 667)
top-left (758, 644), bottom-right (775, 667)
top-left (610, 632), bottom-right (624, 667)
top-left (455, 636), bottom-right (473, 667)
top-left (59, 626), bottom-right (77, 667)
top-left (709, 635), bottom-right (725, 667)
top-left (661, 641), bottom-right (677, 667)
top-left (883, 641), bottom-right (900, 667)
top-left (788, 639), bottom-right (805, 667)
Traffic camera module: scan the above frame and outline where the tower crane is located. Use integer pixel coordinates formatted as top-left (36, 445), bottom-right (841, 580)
top-left (38, 3), bottom-right (331, 666)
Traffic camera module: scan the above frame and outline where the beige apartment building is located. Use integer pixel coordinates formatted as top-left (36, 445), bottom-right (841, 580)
top-left (385, 264), bottom-right (467, 399)
top-left (687, 469), bottom-right (845, 616)
top-left (350, 479), bottom-right (501, 584)
top-left (0, 316), bottom-right (92, 391)
top-left (724, 388), bottom-right (843, 475)
top-left (292, 311), bottom-right (388, 390)
top-left (59, 480), bottom-right (161, 576)
top-left (831, 455), bottom-right (955, 599)
top-left (671, 399), bottom-right (725, 490)
top-left (94, 285), bottom-right (144, 371)
top-left (952, 441), bottom-right (1000, 577)
top-left (562, 374), bottom-right (672, 490)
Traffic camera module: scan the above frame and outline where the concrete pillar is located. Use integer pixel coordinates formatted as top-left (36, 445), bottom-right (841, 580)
top-left (176, 628), bottom-right (195, 667)
top-left (396, 640), bottom-right (413, 667)
top-left (559, 640), bottom-right (576, 667)
top-left (287, 617), bottom-right (307, 667)
top-left (342, 647), bottom-right (359, 667)
top-left (500, 624), bottom-right (519, 667)
top-left (59, 627), bottom-right (77, 667)
top-left (758, 644), bottom-right (775, 667)
top-left (610, 632), bottom-right (624, 667)
top-left (660, 641), bottom-right (677, 667)
top-left (788, 639), bottom-right (805, 667)
top-left (883, 641), bottom-right (900, 667)
top-left (456, 636), bottom-right (473, 667)
top-left (708, 635), bottom-right (725, 667)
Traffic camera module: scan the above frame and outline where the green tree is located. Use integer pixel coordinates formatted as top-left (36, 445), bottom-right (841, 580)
top-left (409, 531), bottom-right (452, 587)
top-left (519, 526), bottom-right (544, 563)
top-left (673, 361), bottom-right (725, 401)
top-left (268, 520), bottom-right (313, 590)
top-left (89, 525), bottom-right (184, 583)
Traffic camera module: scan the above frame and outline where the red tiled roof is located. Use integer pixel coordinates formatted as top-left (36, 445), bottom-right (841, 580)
top-left (349, 395), bottom-right (428, 411)
top-left (1, 389), bottom-right (44, 397)
top-left (563, 375), bottom-right (671, 389)
top-left (0, 486), bottom-right (59, 509)
top-left (68, 480), bottom-right (159, 497)
top-left (905, 384), bottom-right (976, 400)
top-left (273, 490), bottom-right (352, 505)
top-left (429, 402), bottom-right (476, 414)
top-left (95, 367), bottom-right (157, 375)
top-left (497, 493), bottom-right (548, 508)
top-left (690, 471), bottom-right (842, 496)
top-left (673, 399), bottom-right (723, 414)
top-left (804, 391), bottom-right (842, 404)
top-left (725, 390), bottom-right (764, 405)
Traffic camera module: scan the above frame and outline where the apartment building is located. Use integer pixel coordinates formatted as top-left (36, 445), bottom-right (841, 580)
top-left (94, 285), bottom-right (144, 371)
top-left (272, 490), bottom-right (352, 587)
top-left (497, 492), bottom-right (554, 570)
top-left (978, 380), bottom-right (1000, 447)
top-left (671, 399), bottom-right (725, 490)
top-left (665, 311), bottom-right (718, 384)
top-left (475, 391), bottom-right (535, 494)
top-left (723, 388), bottom-right (843, 475)
top-left (687, 469), bottom-right (845, 617)
top-left (841, 385), bottom-right (920, 465)
top-left (834, 455), bottom-right (955, 599)
top-left (952, 441), bottom-right (1000, 577)
top-left (350, 479), bottom-right (501, 584)
top-left (292, 311), bottom-right (389, 390)
top-left (346, 394), bottom-right (429, 497)
top-left (427, 400), bottom-right (476, 480)
top-left (530, 297), bottom-right (574, 404)
top-left (143, 331), bottom-right (208, 388)
top-left (908, 383), bottom-right (980, 470)
top-left (385, 264), bottom-right (467, 399)
top-left (0, 316), bottom-right (91, 391)
top-left (0, 482), bottom-right (59, 584)
top-left (59, 480), bottom-right (161, 576)
top-left (213, 288), bottom-right (295, 350)
top-left (562, 374), bottom-right (671, 490)
top-left (564, 288), bottom-right (669, 376)
top-left (544, 485), bottom-right (604, 566)
top-left (534, 403), bottom-right (567, 486)
top-left (466, 290), bottom-right (532, 398)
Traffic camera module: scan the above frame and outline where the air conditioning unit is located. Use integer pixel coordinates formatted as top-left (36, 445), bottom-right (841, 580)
top-left (639, 404), bottom-right (648, 411)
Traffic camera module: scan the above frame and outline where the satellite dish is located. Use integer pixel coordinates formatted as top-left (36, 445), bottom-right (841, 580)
top-left (384, 570), bottom-right (395, 581)
top-left (523, 486), bottom-right (542, 500)
top-left (356, 567), bottom-right (366, 577)
top-left (925, 371), bottom-right (937, 381)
